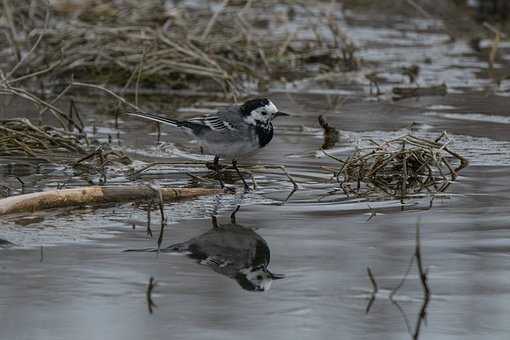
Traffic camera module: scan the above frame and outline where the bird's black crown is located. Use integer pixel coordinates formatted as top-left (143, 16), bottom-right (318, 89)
top-left (239, 98), bottom-right (270, 116)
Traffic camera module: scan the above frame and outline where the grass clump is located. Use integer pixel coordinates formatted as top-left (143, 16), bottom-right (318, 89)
top-left (328, 133), bottom-right (469, 198)
top-left (0, 0), bottom-right (361, 98)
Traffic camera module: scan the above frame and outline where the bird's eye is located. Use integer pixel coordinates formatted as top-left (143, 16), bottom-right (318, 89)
top-left (261, 111), bottom-right (267, 116)
top-left (257, 275), bottom-right (263, 280)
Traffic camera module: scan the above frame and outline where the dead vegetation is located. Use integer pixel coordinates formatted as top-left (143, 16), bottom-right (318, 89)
top-left (327, 133), bottom-right (469, 199)
top-left (392, 83), bottom-right (447, 101)
top-left (0, 118), bottom-right (86, 158)
top-left (0, 0), bottom-right (361, 98)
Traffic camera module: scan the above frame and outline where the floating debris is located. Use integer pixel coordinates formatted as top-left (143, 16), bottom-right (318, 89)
top-left (318, 115), bottom-right (340, 150)
top-left (400, 64), bottom-right (420, 83)
top-left (392, 83), bottom-right (447, 100)
top-left (328, 133), bottom-right (468, 198)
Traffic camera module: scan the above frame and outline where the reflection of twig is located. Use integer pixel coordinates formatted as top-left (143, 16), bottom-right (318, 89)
top-left (280, 166), bottom-right (299, 191)
top-left (396, 220), bottom-right (431, 340)
top-left (415, 222), bottom-right (430, 297)
top-left (366, 267), bottom-right (378, 313)
top-left (366, 219), bottom-right (431, 340)
top-left (156, 189), bottom-right (166, 252)
top-left (146, 276), bottom-right (157, 314)
top-left (366, 204), bottom-right (377, 222)
top-left (413, 293), bottom-right (430, 340)
top-left (367, 267), bottom-right (378, 293)
top-left (280, 187), bottom-right (297, 205)
top-left (230, 205), bottom-right (241, 224)
top-left (391, 298), bottom-right (413, 335)
top-left (390, 254), bottom-right (415, 299)
top-left (278, 166), bottom-right (299, 205)
top-left (146, 201), bottom-right (153, 238)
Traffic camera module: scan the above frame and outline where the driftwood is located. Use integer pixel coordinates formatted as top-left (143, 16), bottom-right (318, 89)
top-left (0, 186), bottom-right (222, 215)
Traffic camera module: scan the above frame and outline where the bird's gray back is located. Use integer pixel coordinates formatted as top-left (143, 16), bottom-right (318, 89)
top-left (188, 105), bottom-right (260, 158)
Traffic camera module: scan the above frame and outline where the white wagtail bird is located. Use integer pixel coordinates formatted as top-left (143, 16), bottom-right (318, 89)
top-left (126, 206), bottom-right (284, 291)
top-left (128, 98), bottom-right (289, 189)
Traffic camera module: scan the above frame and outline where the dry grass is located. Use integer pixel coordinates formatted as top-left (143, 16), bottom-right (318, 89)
top-left (0, 118), bottom-right (85, 158)
top-left (327, 133), bottom-right (469, 198)
top-left (0, 0), bottom-right (360, 98)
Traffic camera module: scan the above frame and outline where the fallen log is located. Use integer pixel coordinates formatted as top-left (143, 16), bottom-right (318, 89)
top-left (0, 186), bottom-right (223, 215)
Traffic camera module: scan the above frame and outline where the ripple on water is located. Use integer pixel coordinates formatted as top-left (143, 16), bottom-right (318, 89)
top-left (424, 111), bottom-right (510, 125)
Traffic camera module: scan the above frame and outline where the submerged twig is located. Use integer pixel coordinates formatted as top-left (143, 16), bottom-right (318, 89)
top-left (146, 276), bottom-right (157, 314)
top-left (365, 266), bottom-right (378, 313)
top-left (156, 189), bottom-right (166, 252)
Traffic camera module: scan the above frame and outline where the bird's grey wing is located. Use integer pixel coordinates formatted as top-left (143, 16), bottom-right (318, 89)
top-left (199, 255), bottom-right (233, 268)
top-left (188, 106), bottom-right (243, 133)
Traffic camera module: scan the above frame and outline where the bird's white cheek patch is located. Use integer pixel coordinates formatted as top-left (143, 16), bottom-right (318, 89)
top-left (243, 115), bottom-right (257, 125)
top-left (244, 101), bottom-right (278, 125)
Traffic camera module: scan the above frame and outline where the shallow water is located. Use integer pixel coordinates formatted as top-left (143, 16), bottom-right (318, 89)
top-left (2, 8), bottom-right (510, 340)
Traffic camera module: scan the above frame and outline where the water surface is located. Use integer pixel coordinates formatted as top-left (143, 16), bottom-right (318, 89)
top-left (1, 8), bottom-right (510, 340)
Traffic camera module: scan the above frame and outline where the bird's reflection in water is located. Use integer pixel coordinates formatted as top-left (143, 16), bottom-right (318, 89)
top-left (128, 206), bottom-right (284, 291)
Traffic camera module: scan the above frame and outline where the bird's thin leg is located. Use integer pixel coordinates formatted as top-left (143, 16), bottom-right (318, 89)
top-left (213, 155), bottom-right (224, 188)
top-left (232, 159), bottom-right (251, 191)
top-left (230, 205), bottom-right (241, 224)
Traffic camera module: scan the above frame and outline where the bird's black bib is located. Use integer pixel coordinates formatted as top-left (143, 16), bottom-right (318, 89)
top-left (256, 123), bottom-right (274, 148)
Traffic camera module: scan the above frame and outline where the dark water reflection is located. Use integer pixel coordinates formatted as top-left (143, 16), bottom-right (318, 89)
top-left (126, 208), bottom-right (284, 292)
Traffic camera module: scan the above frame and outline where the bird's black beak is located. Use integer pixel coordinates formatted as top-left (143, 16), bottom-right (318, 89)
top-left (269, 271), bottom-right (285, 280)
top-left (274, 111), bottom-right (290, 118)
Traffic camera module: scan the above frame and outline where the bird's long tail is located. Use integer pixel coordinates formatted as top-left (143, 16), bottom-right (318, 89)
top-left (123, 247), bottom-right (158, 253)
top-left (127, 112), bottom-right (181, 127)
top-left (127, 112), bottom-right (206, 134)
top-left (124, 242), bottom-right (189, 253)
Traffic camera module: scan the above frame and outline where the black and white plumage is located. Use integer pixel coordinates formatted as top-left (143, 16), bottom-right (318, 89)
top-left (128, 98), bottom-right (288, 159)
top-left (125, 208), bottom-right (284, 291)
